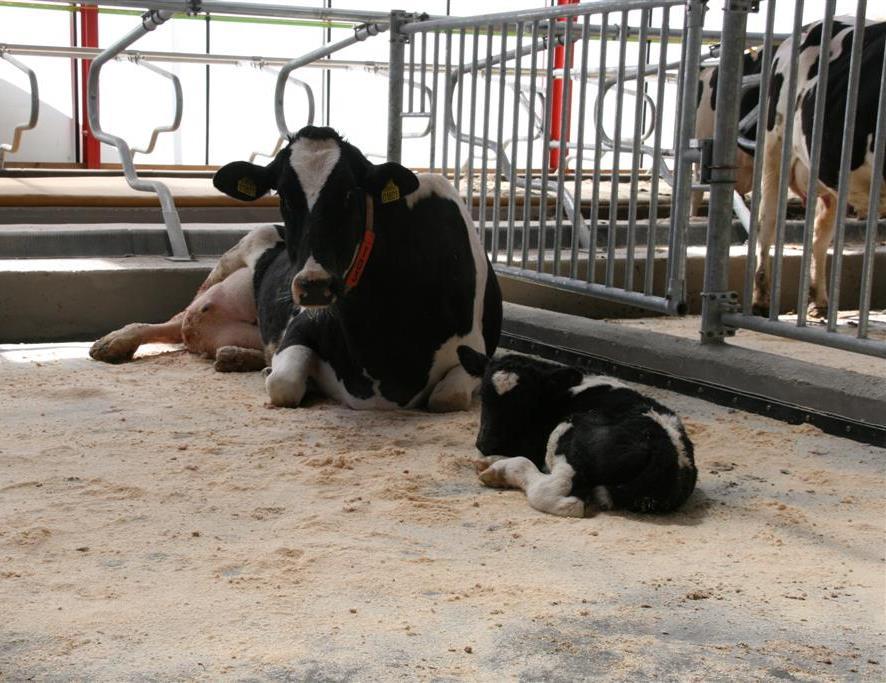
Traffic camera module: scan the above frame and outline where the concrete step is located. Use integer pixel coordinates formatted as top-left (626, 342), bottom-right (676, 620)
top-left (2, 245), bottom-right (883, 343)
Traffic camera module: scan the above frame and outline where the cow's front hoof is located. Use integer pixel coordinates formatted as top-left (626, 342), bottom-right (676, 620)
top-left (265, 370), bottom-right (306, 408)
top-left (550, 496), bottom-right (586, 518)
top-left (427, 386), bottom-right (472, 413)
top-left (214, 346), bottom-right (267, 373)
top-left (89, 325), bottom-right (144, 363)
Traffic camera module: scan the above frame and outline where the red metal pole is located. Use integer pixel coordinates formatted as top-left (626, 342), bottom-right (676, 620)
top-left (79, 3), bottom-right (100, 168)
top-left (548, 0), bottom-right (578, 170)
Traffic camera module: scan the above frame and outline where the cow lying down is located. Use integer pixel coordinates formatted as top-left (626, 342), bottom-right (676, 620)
top-left (91, 126), bottom-right (502, 412)
top-left (457, 347), bottom-right (697, 518)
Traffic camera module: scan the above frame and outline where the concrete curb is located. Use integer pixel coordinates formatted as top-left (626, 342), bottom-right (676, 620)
top-left (503, 302), bottom-right (886, 429)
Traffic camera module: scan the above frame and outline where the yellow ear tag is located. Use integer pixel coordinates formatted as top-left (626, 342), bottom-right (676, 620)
top-left (237, 177), bottom-right (257, 198)
top-left (380, 178), bottom-right (400, 204)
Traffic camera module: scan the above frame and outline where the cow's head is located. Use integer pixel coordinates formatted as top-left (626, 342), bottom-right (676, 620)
top-left (213, 126), bottom-right (419, 308)
top-left (457, 347), bottom-right (582, 460)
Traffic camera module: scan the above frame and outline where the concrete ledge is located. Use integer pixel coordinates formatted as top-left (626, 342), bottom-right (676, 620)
top-left (503, 302), bottom-right (886, 429)
top-left (0, 257), bottom-right (212, 342)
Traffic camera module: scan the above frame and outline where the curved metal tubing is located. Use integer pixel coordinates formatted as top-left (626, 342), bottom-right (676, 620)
top-left (274, 22), bottom-right (385, 138)
top-left (0, 51), bottom-right (39, 169)
top-left (129, 59), bottom-right (183, 157)
top-left (250, 71), bottom-right (315, 163)
top-left (87, 9), bottom-right (191, 261)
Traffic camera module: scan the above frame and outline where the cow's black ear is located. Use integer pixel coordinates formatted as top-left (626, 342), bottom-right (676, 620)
top-left (213, 161), bottom-right (276, 201)
top-left (547, 366), bottom-right (583, 392)
top-left (366, 162), bottom-right (420, 204)
top-left (458, 345), bottom-right (489, 378)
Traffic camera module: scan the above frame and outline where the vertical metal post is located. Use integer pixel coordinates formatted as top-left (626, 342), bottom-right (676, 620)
top-left (80, 3), bottom-right (100, 168)
top-left (387, 10), bottom-right (408, 163)
top-left (700, 0), bottom-right (749, 341)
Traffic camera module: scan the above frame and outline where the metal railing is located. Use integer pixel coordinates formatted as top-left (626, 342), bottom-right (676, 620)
top-left (0, 48), bottom-right (39, 169)
top-left (702, 0), bottom-right (886, 358)
top-left (392, 0), bottom-right (701, 315)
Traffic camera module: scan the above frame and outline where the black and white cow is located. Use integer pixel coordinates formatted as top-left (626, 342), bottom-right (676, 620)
top-left (457, 348), bottom-right (697, 518)
top-left (691, 48), bottom-right (764, 216)
top-left (752, 17), bottom-right (886, 317)
top-left (91, 126), bottom-right (502, 412)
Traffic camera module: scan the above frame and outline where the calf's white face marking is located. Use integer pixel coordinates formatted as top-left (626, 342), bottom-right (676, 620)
top-left (289, 137), bottom-right (341, 210)
top-left (644, 409), bottom-right (692, 470)
top-left (491, 370), bottom-right (520, 395)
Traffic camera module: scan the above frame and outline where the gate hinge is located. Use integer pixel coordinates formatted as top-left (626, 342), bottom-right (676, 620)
top-left (701, 290), bottom-right (739, 337)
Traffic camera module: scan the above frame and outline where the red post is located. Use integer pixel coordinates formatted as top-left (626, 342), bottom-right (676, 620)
top-left (80, 4), bottom-right (100, 168)
top-left (548, 0), bottom-right (579, 170)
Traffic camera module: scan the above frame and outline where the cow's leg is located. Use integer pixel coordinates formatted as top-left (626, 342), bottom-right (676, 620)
top-left (265, 344), bottom-right (316, 407)
top-left (196, 225), bottom-right (281, 295)
top-left (808, 194), bottom-right (837, 319)
top-left (479, 456), bottom-right (585, 518)
top-left (89, 317), bottom-right (184, 364)
top-left (427, 364), bottom-right (478, 412)
top-left (753, 134), bottom-right (783, 316)
top-left (214, 346), bottom-right (267, 373)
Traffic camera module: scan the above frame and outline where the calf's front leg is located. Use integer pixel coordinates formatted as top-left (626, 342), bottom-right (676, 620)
top-left (479, 456), bottom-right (585, 518)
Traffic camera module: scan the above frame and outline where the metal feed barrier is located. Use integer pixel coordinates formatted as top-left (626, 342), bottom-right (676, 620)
top-left (391, 0), bottom-right (703, 316)
top-left (700, 0), bottom-right (886, 359)
top-left (0, 0), bottom-right (884, 362)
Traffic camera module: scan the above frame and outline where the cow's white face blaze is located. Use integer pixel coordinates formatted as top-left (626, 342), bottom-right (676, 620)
top-left (212, 126), bottom-right (420, 310)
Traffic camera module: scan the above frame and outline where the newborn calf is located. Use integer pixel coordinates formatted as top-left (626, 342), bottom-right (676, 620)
top-left (457, 347), bottom-right (697, 517)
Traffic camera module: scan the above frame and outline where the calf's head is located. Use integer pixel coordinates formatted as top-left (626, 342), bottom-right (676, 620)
top-left (213, 126), bottom-right (419, 308)
top-left (457, 347), bottom-right (582, 460)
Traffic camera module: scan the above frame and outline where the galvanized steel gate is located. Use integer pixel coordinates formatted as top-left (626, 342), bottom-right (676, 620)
top-left (386, 0), bottom-right (702, 316)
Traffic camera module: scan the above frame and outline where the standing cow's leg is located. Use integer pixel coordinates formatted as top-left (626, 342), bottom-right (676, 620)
top-left (752, 133), bottom-right (783, 316)
top-left (427, 364), bottom-right (479, 412)
top-left (808, 193), bottom-right (837, 319)
top-left (265, 344), bottom-right (317, 407)
top-left (478, 456), bottom-right (585, 517)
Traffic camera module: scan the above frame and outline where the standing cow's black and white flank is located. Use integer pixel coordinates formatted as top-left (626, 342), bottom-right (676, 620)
top-left (692, 48), bottom-right (763, 216)
top-left (457, 348), bottom-right (697, 518)
top-left (751, 17), bottom-right (886, 317)
top-left (91, 126), bottom-right (502, 412)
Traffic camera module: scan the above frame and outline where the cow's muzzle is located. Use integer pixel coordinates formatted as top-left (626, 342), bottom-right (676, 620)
top-left (293, 275), bottom-right (336, 307)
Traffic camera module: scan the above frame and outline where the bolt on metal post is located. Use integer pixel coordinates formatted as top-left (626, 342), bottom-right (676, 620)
top-left (700, 0), bottom-right (751, 342)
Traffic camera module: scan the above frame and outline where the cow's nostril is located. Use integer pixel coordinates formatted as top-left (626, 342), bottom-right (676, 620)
top-left (294, 278), bottom-right (334, 306)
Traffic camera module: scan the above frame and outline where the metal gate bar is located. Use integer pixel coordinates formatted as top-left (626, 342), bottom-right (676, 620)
top-left (397, 0), bottom-right (693, 316)
top-left (704, 0), bottom-right (886, 358)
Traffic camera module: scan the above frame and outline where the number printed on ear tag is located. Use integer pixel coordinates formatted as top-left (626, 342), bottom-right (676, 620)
top-left (381, 179), bottom-right (400, 204)
top-left (237, 177), bottom-right (257, 198)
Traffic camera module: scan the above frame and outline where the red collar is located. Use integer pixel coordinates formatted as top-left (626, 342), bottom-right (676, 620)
top-left (343, 193), bottom-right (375, 292)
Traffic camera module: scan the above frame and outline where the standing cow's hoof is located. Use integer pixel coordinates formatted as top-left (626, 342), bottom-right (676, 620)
top-left (807, 303), bottom-right (828, 321)
top-left (213, 346), bottom-right (267, 373)
top-left (750, 302), bottom-right (770, 317)
top-left (89, 324), bottom-right (146, 363)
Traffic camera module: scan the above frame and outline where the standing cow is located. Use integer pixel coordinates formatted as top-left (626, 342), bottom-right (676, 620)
top-left (752, 17), bottom-right (886, 317)
top-left (91, 126), bottom-right (502, 412)
top-left (691, 48), bottom-right (763, 216)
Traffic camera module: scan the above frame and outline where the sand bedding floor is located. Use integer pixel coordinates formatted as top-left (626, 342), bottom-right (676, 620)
top-left (0, 344), bottom-right (884, 681)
